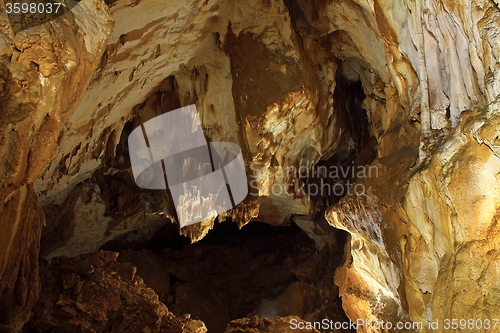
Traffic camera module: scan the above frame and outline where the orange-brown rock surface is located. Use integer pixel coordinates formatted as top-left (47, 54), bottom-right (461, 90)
top-left (0, 1), bottom-right (112, 330)
top-left (23, 251), bottom-right (206, 333)
top-left (0, 0), bottom-right (499, 331)
top-left (224, 316), bottom-right (323, 333)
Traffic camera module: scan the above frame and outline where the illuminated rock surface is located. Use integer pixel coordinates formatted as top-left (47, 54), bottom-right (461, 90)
top-left (0, 0), bottom-right (499, 331)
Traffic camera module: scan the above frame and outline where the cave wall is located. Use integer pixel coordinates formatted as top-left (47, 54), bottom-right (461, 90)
top-left (0, 0), bottom-right (499, 331)
top-left (0, 1), bottom-right (112, 330)
top-left (33, 0), bottom-right (347, 254)
top-left (317, 0), bottom-right (500, 330)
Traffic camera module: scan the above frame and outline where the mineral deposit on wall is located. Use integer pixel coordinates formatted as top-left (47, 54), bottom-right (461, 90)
top-left (0, 0), bottom-right (499, 331)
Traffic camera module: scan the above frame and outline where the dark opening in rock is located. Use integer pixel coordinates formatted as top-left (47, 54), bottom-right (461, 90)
top-left (113, 221), bottom-right (353, 333)
top-left (303, 65), bottom-right (377, 210)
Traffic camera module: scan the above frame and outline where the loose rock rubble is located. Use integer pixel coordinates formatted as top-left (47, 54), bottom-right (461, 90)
top-left (23, 251), bottom-right (206, 333)
top-left (224, 315), bottom-right (324, 333)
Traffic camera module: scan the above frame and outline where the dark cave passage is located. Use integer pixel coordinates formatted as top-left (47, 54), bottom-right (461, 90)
top-left (110, 221), bottom-right (353, 333)
top-left (303, 67), bottom-right (378, 210)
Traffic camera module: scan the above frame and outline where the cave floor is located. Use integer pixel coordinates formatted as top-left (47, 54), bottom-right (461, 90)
top-left (24, 221), bottom-right (353, 333)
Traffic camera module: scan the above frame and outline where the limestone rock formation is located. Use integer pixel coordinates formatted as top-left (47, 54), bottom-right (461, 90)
top-left (0, 0), bottom-right (499, 331)
top-left (224, 315), bottom-right (323, 333)
top-left (0, 0), bottom-right (112, 330)
top-left (23, 250), bottom-right (207, 333)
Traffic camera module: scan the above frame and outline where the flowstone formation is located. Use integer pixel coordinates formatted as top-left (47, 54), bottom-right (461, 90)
top-left (0, 0), bottom-right (499, 332)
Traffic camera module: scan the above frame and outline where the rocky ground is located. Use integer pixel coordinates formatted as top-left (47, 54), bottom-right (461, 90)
top-left (224, 316), bottom-right (324, 333)
top-left (22, 251), bottom-right (206, 333)
top-left (23, 222), bottom-right (352, 333)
